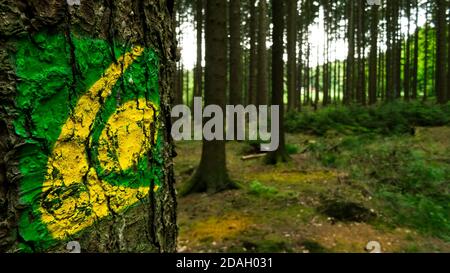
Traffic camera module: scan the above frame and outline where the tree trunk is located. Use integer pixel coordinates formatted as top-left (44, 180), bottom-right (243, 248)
top-left (297, 9), bottom-right (304, 110)
top-left (306, 43), bottom-right (311, 105)
top-left (448, 0), bottom-right (450, 102)
top-left (248, 0), bottom-right (257, 106)
top-left (194, 0), bottom-right (203, 100)
top-left (368, 3), bottom-right (379, 105)
top-left (424, 3), bottom-right (429, 101)
top-left (323, 10), bottom-right (330, 107)
top-left (356, 0), bottom-right (366, 105)
top-left (404, 0), bottom-right (411, 101)
top-left (412, 1), bottom-right (419, 100)
top-left (0, 0), bottom-right (177, 253)
top-left (315, 51), bottom-right (320, 110)
top-left (183, 0), bottom-right (236, 195)
top-left (229, 0), bottom-right (243, 106)
top-left (266, 0), bottom-right (289, 164)
top-left (180, 63), bottom-right (185, 104)
top-left (394, 1), bottom-right (402, 99)
top-left (257, 0), bottom-right (269, 106)
top-left (446, 1), bottom-right (450, 101)
top-left (287, 0), bottom-right (297, 112)
top-left (345, 0), bottom-right (355, 104)
top-left (436, 0), bottom-right (448, 103)
top-left (186, 68), bottom-right (190, 108)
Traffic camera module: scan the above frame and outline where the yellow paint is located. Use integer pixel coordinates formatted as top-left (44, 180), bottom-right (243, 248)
top-left (39, 46), bottom-right (159, 240)
top-left (98, 99), bottom-right (158, 172)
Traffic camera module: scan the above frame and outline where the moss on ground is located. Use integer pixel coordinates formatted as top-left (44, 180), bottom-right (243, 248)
top-left (175, 127), bottom-right (450, 253)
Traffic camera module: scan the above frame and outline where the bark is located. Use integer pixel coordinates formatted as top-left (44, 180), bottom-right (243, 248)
top-left (368, 3), bottom-right (379, 105)
top-left (315, 52), bottom-right (320, 110)
top-left (297, 9), bottom-right (304, 110)
top-left (404, 0), bottom-right (411, 102)
top-left (436, 0), bottom-right (448, 103)
top-left (186, 68), bottom-right (190, 108)
top-left (194, 0), bottom-right (203, 100)
top-left (447, 0), bottom-right (450, 102)
top-left (0, 0), bottom-right (177, 253)
top-left (424, 4), bottom-right (429, 101)
top-left (287, 0), bottom-right (297, 112)
top-left (357, 1), bottom-right (366, 105)
top-left (266, 0), bottom-right (289, 164)
top-left (412, 1), bottom-right (419, 100)
top-left (182, 0), bottom-right (236, 195)
top-left (323, 3), bottom-right (332, 106)
top-left (345, 0), bottom-right (355, 104)
top-left (229, 0), bottom-right (243, 106)
top-left (248, 0), bottom-right (257, 106)
top-left (257, 0), bottom-right (268, 106)
top-left (394, 1), bottom-right (402, 99)
top-left (305, 43), bottom-right (311, 105)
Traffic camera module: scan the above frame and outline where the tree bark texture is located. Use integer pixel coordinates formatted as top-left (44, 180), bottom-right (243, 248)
top-left (0, 0), bottom-right (177, 253)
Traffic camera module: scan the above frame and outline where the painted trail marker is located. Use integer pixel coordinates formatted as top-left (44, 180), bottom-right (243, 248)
top-left (14, 32), bottom-right (162, 250)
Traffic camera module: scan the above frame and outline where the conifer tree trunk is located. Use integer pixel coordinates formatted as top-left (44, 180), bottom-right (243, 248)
top-left (0, 0), bottom-right (177, 253)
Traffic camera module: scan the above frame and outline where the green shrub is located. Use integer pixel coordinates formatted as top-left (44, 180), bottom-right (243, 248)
top-left (285, 144), bottom-right (300, 155)
top-left (285, 101), bottom-right (450, 136)
top-left (248, 181), bottom-right (278, 197)
top-left (333, 137), bottom-right (450, 240)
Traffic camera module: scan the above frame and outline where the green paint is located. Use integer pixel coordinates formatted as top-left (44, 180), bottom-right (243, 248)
top-left (13, 31), bottom-right (161, 251)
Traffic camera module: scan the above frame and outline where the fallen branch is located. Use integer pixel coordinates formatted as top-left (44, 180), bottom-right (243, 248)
top-left (241, 153), bottom-right (267, 160)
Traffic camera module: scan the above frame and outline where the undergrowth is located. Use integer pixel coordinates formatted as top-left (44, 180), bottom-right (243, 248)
top-left (286, 101), bottom-right (450, 136)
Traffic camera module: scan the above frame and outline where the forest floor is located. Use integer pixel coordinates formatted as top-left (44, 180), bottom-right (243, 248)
top-left (175, 126), bottom-right (450, 253)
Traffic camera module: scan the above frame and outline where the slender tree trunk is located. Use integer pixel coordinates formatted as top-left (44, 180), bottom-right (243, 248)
top-left (315, 47), bottom-right (320, 110)
top-left (368, 3), bottom-right (379, 105)
top-left (180, 63), bottom-right (184, 104)
top-left (404, 0), bottom-right (411, 101)
top-left (287, 0), bottom-right (297, 112)
top-left (356, 0), bottom-right (366, 105)
top-left (424, 4), bottom-right (429, 101)
top-left (432, 39), bottom-right (437, 98)
top-left (386, 0), bottom-right (393, 100)
top-left (378, 51), bottom-right (384, 100)
top-left (242, 49), bottom-right (249, 104)
top-left (248, 0), bottom-right (257, 106)
top-left (345, 0), bottom-right (355, 104)
top-left (323, 9), bottom-right (330, 107)
top-left (257, 0), bottom-right (269, 106)
top-left (333, 52), bottom-right (338, 105)
top-left (395, 2), bottom-right (402, 99)
top-left (436, 0), bottom-right (448, 103)
top-left (186, 68), bottom-right (190, 108)
top-left (306, 43), bottom-right (311, 105)
top-left (337, 61), bottom-right (341, 103)
top-left (229, 0), bottom-right (243, 106)
top-left (448, 1), bottom-right (450, 102)
top-left (266, 0), bottom-right (289, 164)
top-left (412, 1), bottom-right (419, 100)
top-left (297, 9), bottom-right (304, 110)
top-left (194, 0), bottom-right (203, 100)
top-left (184, 0), bottom-right (236, 195)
